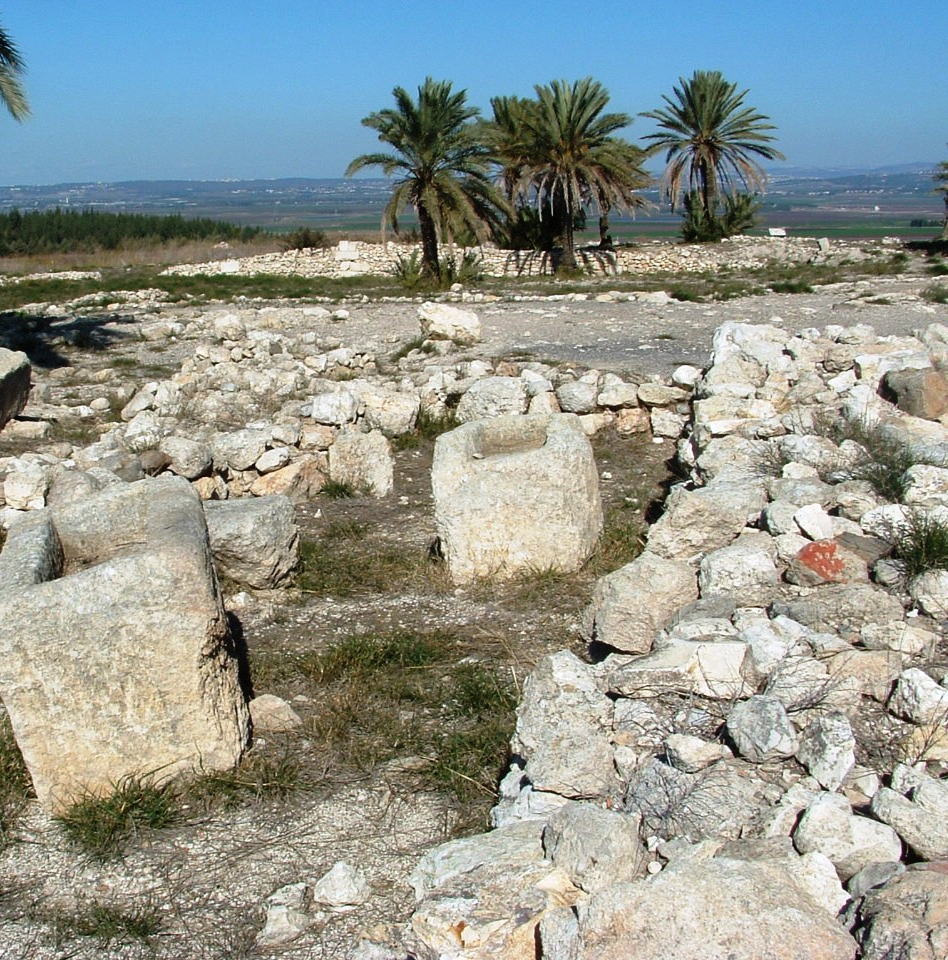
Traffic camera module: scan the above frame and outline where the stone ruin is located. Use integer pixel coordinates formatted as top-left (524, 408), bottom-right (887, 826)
top-left (0, 476), bottom-right (250, 811)
top-left (431, 413), bottom-right (603, 584)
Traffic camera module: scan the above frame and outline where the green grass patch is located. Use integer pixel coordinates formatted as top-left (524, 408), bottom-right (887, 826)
top-left (44, 900), bottom-right (163, 949)
top-left (922, 284), bottom-right (948, 304)
top-left (55, 775), bottom-right (179, 860)
top-left (319, 479), bottom-right (357, 499)
top-left (0, 713), bottom-right (32, 849)
top-left (295, 526), bottom-right (424, 598)
top-left (893, 510), bottom-right (948, 583)
top-left (182, 749), bottom-right (303, 812)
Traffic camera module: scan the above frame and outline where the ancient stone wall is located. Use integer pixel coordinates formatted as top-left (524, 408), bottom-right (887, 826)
top-left (163, 236), bottom-right (826, 281)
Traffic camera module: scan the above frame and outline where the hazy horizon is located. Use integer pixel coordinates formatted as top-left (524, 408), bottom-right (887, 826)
top-left (0, 1), bottom-right (944, 186)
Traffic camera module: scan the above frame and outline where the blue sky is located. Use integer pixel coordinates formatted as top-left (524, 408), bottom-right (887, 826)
top-left (0, 0), bottom-right (944, 185)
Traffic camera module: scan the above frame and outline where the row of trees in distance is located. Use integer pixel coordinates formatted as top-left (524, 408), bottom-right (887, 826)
top-left (347, 73), bottom-right (785, 277)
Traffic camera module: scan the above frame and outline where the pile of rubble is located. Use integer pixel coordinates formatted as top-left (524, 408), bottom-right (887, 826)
top-left (390, 319), bottom-right (948, 960)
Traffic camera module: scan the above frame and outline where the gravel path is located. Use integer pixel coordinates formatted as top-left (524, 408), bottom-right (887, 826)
top-left (323, 276), bottom-right (945, 380)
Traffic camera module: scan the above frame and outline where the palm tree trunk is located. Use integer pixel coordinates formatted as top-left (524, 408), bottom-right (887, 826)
top-left (553, 190), bottom-right (577, 272)
top-left (598, 202), bottom-right (612, 249)
top-left (417, 204), bottom-right (440, 279)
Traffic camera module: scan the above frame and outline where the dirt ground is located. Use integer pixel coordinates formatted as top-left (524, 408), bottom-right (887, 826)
top-left (1, 268), bottom-right (947, 958)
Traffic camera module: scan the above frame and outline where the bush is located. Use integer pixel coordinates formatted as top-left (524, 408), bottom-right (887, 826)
top-left (279, 227), bottom-right (329, 251)
top-left (893, 509), bottom-right (948, 582)
top-left (680, 191), bottom-right (760, 243)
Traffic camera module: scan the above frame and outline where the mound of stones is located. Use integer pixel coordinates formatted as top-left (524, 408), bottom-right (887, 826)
top-left (385, 318), bottom-right (948, 960)
top-left (0, 302), bottom-right (694, 530)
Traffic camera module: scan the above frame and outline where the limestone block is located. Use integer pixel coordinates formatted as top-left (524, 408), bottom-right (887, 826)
top-left (0, 477), bottom-right (250, 811)
top-left (0, 347), bottom-right (30, 429)
top-left (431, 414), bottom-right (602, 584)
top-left (542, 802), bottom-right (647, 893)
top-left (648, 482), bottom-right (766, 563)
top-left (417, 301), bottom-right (481, 345)
top-left (159, 435), bottom-right (212, 480)
top-left (698, 534), bottom-right (779, 603)
top-left (455, 376), bottom-right (529, 422)
top-left (555, 380), bottom-right (598, 414)
top-left (572, 857), bottom-right (858, 960)
top-left (310, 388), bottom-right (359, 425)
top-left (726, 695), bottom-right (799, 762)
top-left (248, 455), bottom-right (326, 501)
top-left (328, 429), bottom-right (393, 497)
top-left (211, 427), bottom-right (270, 472)
top-left (793, 792), bottom-right (901, 881)
top-left (204, 495), bottom-right (299, 589)
top-left (606, 640), bottom-right (757, 701)
top-left (584, 550), bottom-right (697, 654)
top-left (512, 651), bottom-right (616, 800)
top-left (360, 390), bottom-right (420, 437)
top-left (796, 712), bottom-right (855, 790)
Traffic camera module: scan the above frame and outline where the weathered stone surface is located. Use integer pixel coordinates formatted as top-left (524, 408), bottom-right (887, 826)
top-left (361, 389), bottom-right (420, 437)
top-left (647, 483), bottom-right (763, 563)
top-left (159, 435), bottom-right (212, 480)
top-left (572, 856), bottom-right (858, 960)
top-left (204, 495), bottom-right (299, 589)
top-left (793, 792), bottom-right (902, 881)
top-left (418, 301), bottom-right (481, 345)
top-left (328, 429), bottom-right (393, 497)
top-left (796, 712), bottom-right (856, 791)
top-left (556, 380), bottom-right (599, 414)
top-left (409, 861), bottom-right (580, 960)
top-left (211, 427), bottom-right (270, 472)
top-left (726, 695), bottom-right (799, 763)
top-left (786, 539), bottom-right (869, 586)
top-left (606, 641), bottom-right (757, 701)
top-left (883, 367), bottom-right (948, 420)
top-left (248, 454), bottom-right (326, 501)
top-left (887, 668), bottom-right (948, 724)
top-left (310, 387), bottom-right (359, 425)
top-left (432, 414), bottom-right (602, 584)
top-left (870, 774), bottom-right (948, 861)
top-left (248, 693), bottom-right (302, 733)
top-left (0, 477), bottom-right (250, 811)
top-left (512, 651), bottom-right (616, 800)
top-left (311, 861), bottom-right (371, 909)
top-left (698, 534), bottom-right (779, 603)
top-left (584, 550), bottom-right (697, 654)
top-left (849, 870), bottom-right (948, 960)
top-left (542, 802), bottom-right (646, 893)
top-left (409, 820), bottom-right (545, 900)
top-left (771, 583), bottom-right (905, 635)
top-left (0, 347), bottom-right (31, 429)
top-left (455, 376), bottom-right (529, 422)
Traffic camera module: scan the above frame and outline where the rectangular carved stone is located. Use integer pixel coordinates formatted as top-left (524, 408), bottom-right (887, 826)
top-left (0, 476), bottom-right (250, 811)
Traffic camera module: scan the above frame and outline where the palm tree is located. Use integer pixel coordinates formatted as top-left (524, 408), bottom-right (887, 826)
top-left (935, 153), bottom-right (948, 240)
top-left (641, 70), bottom-right (783, 225)
top-left (345, 78), bottom-right (507, 279)
top-left (0, 22), bottom-right (29, 121)
top-left (500, 78), bottom-right (649, 269)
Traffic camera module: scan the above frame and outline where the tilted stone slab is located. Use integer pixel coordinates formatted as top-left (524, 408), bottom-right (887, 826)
top-left (0, 476), bottom-right (250, 811)
top-left (432, 413), bottom-right (602, 584)
top-left (0, 347), bottom-right (30, 429)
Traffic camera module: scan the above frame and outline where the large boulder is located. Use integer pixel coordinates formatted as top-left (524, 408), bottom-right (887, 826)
top-left (0, 477), bottom-right (250, 811)
top-left (584, 550), bottom-right (697, 654)
top-left (560, 856), bottom-right (858, 959)
top-left (431, 414), bottom-right (602, 584)
top-left (328, 428), bottom-right (393, 497)
top-left (204, 495), bottom-right (299, 589)
top-left (0, 347), bottom-right (30, 429)
top-left (418, 301), bottom-right (481, 345)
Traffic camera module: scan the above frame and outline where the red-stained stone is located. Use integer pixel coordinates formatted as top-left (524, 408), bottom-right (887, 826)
top-left (789, 539), bottom-right (869, 586)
